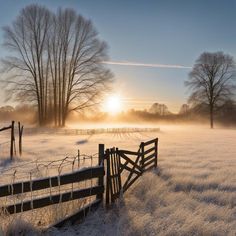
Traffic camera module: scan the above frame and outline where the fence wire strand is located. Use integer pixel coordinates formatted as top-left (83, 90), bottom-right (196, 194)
top-left (0, 150), bottom-right (99, 230)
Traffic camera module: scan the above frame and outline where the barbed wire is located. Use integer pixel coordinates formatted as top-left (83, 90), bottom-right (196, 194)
top-left (0, 150), bottom-right (100, 230)
top-left (0, 151), bottom-right (99, 183)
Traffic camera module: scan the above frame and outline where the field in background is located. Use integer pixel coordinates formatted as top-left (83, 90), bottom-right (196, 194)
top-left (0, 125), bottom-right (236, 235)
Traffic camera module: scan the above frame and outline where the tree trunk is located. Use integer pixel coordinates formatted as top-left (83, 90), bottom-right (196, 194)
top-left (210, 105), bottom-right (214, 129)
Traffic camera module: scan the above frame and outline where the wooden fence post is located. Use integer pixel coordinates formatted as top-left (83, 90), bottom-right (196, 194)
top-left (116, 147), bottom-right (122, 196)
top-left (105, 149), bottom-right (111, 206)
top-left (154, 138), bottom-right (158, 168)
top-left (96, 144), bottom-right (105, 202)
top-left (18, 122), bottom-right (24, 156)
top-left (10, 121), bottom-right (15, 160)
top-left (140, 142), bottom-right (144, 174)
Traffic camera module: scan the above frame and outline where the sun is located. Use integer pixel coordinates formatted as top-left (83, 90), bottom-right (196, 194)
top-left (103, 95), bottom-right (122, 115)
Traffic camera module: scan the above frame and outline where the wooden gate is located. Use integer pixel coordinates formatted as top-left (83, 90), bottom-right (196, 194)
top-left (105, 138), bottom-right (158, 204)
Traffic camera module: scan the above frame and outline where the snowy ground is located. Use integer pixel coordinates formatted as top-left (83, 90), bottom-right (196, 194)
top-left (1, 125), bottom-right (236, 235)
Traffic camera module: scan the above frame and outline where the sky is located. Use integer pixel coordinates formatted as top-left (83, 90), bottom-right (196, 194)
top-left (0, 0), bottom-right (236, 113)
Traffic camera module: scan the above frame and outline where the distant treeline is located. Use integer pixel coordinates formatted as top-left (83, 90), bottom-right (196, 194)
top-left (1, 100), bottom-right (236, 126)
top-left (123, 101), bottom-right (236, 125)
top-left (128, 101), bottom-right (236, 125)
top-left (0, 105), bottom-right (36, 124)
top-left (76, 100), bottom-right (236, 126)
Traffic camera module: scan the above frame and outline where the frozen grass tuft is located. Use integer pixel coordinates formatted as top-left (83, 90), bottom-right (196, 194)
top-left (4, 218), bottom-right (40, 236)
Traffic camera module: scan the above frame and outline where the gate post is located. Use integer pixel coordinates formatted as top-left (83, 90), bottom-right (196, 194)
top-left (105, 149), bottom-right (111, 206)
top-left (154, 138), bottom-right (158, 168)
top-left (10, 121), bottom-right (15, 160)
top-left (96, 144), bottom-right (105, 202)
top-left (140, 142), bottom-right (144, 174)
top-left (18, 122), bottom-right (24, 156)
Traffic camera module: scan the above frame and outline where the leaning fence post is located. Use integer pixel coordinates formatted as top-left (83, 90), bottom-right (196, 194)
top-left (96, 144), bottom-right (105, 202)
top-left (10, 121), bottom-right (15, 160)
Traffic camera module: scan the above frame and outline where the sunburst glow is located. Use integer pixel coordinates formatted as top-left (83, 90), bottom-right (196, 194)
top-left (103, 95), bottom-right (122, 115)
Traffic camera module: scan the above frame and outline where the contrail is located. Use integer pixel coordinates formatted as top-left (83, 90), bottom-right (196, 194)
top-left (102, 60), bottom-right (192, 69)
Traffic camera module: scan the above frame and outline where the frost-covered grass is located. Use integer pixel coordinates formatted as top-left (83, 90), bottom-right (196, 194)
top-left (1, 125), bottom-right (236, 235)
top-left (50, 125), bottom-right (236, 235)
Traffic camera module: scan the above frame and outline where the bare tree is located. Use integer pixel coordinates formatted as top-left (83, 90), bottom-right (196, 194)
top-left (185, 52), bottom-right (236, 128)
top-left (2, 5), bottom-right (112, 127)
top-left (47, 8), bottom-right (112, 126)
top-left (2, 5), bottom-right (51, 126)
top-left (149, 103), bottom-right (169, 115)
top-left (179, 104), bottom-right (189, 115)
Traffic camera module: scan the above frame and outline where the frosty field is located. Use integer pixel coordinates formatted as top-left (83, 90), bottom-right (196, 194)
top-left (0, 125), bottom-right (236, 235)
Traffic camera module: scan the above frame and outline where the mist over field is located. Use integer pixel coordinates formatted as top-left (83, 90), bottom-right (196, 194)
top-left (0, 124), bottom-right (235, 235)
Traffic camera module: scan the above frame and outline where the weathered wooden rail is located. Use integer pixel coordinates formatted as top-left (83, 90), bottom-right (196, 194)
top-left (1, 166), bottom-right (105, 214)
top-left (105, 138), bottom-right (158, 204)
top-left (0, 138), bottom-right (158, 228)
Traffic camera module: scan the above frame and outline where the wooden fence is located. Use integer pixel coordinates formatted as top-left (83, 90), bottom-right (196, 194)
top-left (0, 138), bottom-right (158, 228)
top-left (0, 121), bottom-right (23, 159)
top-left (105, 138), bottom-right (158, 204)
top-left (24, 127), bottom-right (160, 136)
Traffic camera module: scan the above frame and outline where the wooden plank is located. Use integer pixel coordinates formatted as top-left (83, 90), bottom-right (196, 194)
top-left (143, 146), bottom-right (156, 156)
top-left (117, 149), bottom-right (122, 194)
top-left (0, 125), bottom-right (12, 132)
top-left (113, 149), bottom-right (118, 196)
top-left (143, 164), bottom-right (156, 172)
top-left (154, 139), bottom-right (158, 168)
top-left (141, 152), bottom-right (156, 164)
top-left (110, 191), bottom-right (120, 199)
top-left (123, 174), bottom-right (141, 193)
top-left (52, 199), bottom-right (102, 228)
top-left (112, 150), bottom-right (119, 200)
top-left (110, 148), bottom-right (116, 201)
top-left (18, 122), bottom-right (24, 156)
top-left (118, 150), bottom-right (139, 156)
top-left (0, 166), bottom-right (104, 197)
top-left (105, 149), bottom-right (111, 205)
top-left (122, 153), bottom-right (141, 191)
top-left (109, 173), bottom-right (121, 178)
top-left (119, 152), bottom-right (142, 172)
top-left (143, 158), bottom-right (156, 169)
top-left (4, 186), bottom-right (104, 214)
top-left (120, 160), bottom-right (128, 173)
top-left (142, 138), bottom-right (158, 147)
top-left (108, 154), bottom-right (114, 203)
top-left (114, 150), bottom-right (120, 196)
top-left (10, 121), bottom-right (15, 160)
top-left (96, 144), bottom-right (104, 201)
top-left (109, 149), bottom-right (114, 199)
top-left (111, 152), bottom-right (117, 196)
top-left (141, 143), bottom-right (144, 173)
top-left (120, 163), bottom-right (141, 176)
